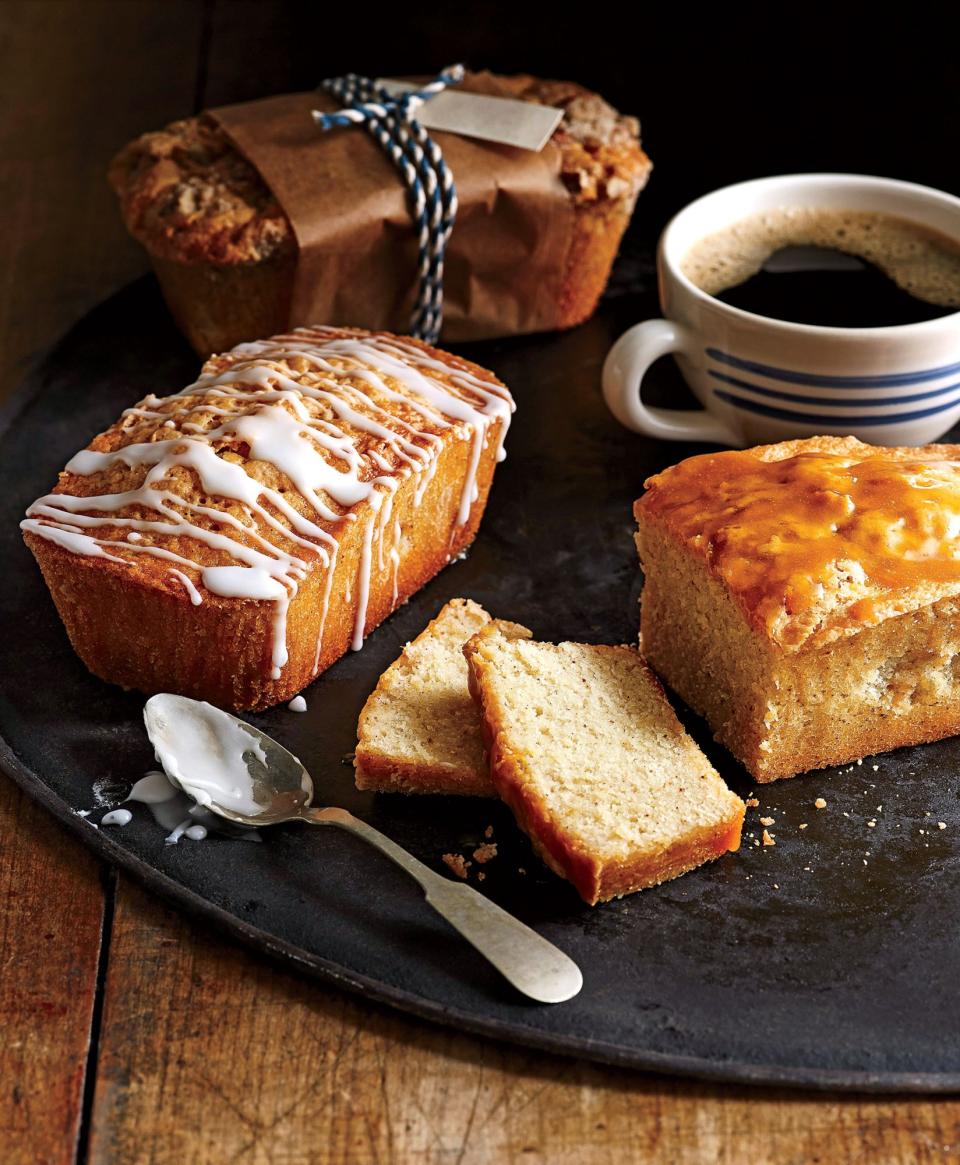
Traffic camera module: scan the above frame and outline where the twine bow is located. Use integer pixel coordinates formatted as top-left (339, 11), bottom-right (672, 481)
top-left (313, 65), bottom-right (465, 345)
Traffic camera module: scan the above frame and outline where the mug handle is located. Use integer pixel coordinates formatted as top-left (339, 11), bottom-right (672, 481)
top-left (602, 319), bottom-right (740, 444)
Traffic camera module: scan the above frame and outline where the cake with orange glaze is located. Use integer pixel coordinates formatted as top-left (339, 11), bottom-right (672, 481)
top-left (635, 435), bottom-right (960, 782)
top-left (21, 326), bottom-right (513, 711)
top-left (462, 620), bottom-right (744, 905)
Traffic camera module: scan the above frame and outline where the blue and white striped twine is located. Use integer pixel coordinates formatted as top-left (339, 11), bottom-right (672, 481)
top-left (312, 65), bottom-right (464, 346)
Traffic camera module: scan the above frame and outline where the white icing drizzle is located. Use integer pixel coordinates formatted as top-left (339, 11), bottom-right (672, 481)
top-left (169, 568), bottom-right (202, 606)
top-left (101, 808), bottom-right (132, 826)
top-left (165, 819), bottom-right (194, 846)
top-left (128, 770), bottom-right (180, 806)
top-left (390, 516), bottom-right (402, 605)
top-left (288, 695), bottom-right (307, 712)
top-left (22, 327), bottom-right (514, 679)
top-left (353, 497), bottom-right (382, 651)
top-left (125, 771), bottom-right (244, 844)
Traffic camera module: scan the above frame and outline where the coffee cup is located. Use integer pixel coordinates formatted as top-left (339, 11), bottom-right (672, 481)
top-left (602, 173), bottom-right (960, 447)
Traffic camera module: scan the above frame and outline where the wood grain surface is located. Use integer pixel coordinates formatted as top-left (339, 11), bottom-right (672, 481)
top-left (0, 778), bottom-right (105, 1165)
top-left (85, 880), bottom-right (960, 1165)
top-left (1, 3), bottom-right (959, 1163)
top-left (0, 0), bottom-right (209, 390)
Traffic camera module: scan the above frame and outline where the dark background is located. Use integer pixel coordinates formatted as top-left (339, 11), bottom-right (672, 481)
top-left (195, 2), bottom-right (959, 244)
top-left (1, 0), bottom-right (957, 393)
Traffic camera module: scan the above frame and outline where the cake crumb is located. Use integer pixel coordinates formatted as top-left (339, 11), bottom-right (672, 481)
top-left (746, 797), bottom-right (760, 808)
top-left (518, 867), bottom-right (527, 876)
top-left (759, 816), bottom-right (775, 827)
top-left (472, 843), bottom-right (498, 864)
top-left (815, 797), bottom-right (827, 809)
top-left (872, 764), bottom-right (879, 771)
top-left (762, 829), bottom-right (775, 847)
top-left (484, 825), bottom-right (494, 839)
top-left (799, 823), bottom-right (808, 830)
top-left (939, 822), bottom-right (947, 830)
top-left (857, 759), bottom-right (863, 765)
top-left (867, 820), bottom-right (876, 828)
top-left (442, 853), bottom-right (471, 879)
top-left (477, 871), bottom-right (486, 882)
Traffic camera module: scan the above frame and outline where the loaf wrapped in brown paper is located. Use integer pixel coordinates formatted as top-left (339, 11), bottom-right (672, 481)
top-left (109, 71), bottom-right (652, 356)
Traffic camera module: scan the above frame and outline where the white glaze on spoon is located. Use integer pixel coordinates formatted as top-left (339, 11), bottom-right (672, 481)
top-left (101, 808), bottom-right (133, 827)
top-left (125, 769), bottom-right (253, 844)
top-left (147, 698), bottom-right (272, 818)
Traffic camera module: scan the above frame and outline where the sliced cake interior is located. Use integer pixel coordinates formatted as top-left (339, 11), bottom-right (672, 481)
top-left (355, 598), bottom-right (495, 796)
top-left (463, 622), bottom-right (744, 904)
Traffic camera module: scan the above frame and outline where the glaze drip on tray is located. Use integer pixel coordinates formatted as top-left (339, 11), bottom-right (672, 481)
top-left (21, 327), bottom-right (514, 677)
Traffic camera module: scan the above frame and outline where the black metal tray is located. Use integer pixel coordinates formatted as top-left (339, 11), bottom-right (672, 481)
top-left (3, 276), bottom-right (960, 1092)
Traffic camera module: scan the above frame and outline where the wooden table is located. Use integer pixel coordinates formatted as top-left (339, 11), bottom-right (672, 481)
top-left (1, 4), bottom-right (957, 1161)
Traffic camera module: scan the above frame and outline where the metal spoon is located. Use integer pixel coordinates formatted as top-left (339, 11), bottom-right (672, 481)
top-left (143, 693), bottom-right (583, 1004)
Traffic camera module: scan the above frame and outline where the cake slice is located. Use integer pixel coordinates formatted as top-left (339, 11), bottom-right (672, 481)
top-left (634, 436), bottom-right (960, 782)
top-left (355, 598), bottom-right (496, 796)
top-left (462, 622), bottom-right (744, 904)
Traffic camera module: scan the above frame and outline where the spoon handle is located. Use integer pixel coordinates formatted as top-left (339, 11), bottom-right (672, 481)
top-left (303, 806), bottom-right (582, 1004)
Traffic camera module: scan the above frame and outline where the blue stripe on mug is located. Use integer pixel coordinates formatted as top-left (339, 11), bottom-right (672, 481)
top-left (708, 370), bottom-right (960, 408)
top-left (706, 348), bottom-right (960, 388)
top-left (712, 390), bottom-right (960, 427)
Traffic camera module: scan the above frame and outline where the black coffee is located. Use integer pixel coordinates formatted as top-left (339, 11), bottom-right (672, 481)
top-left (681, 208), bottom-right (960, 329)
top-left (717, 244), bottom-right (955, 327)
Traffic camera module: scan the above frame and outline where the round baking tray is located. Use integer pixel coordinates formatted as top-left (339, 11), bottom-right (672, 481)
top-left (4, 275), bottom-right (960, 1092)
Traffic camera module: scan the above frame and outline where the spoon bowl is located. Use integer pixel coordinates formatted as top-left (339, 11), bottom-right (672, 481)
top-left (145, 693), bottom-right (314, 824)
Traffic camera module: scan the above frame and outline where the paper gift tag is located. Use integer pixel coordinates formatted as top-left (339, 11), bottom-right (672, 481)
top-left (376, 79), bottom-right (563, 152)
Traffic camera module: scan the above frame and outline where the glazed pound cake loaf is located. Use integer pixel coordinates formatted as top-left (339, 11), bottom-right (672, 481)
top-left (21, 327), bottom-right (513, 710)
top-left (108, 71), bottom-right (652, 355)
top-left (635, 436), bottom-right (960, 782)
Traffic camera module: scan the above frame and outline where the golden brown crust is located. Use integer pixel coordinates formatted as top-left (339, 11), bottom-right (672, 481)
top-left (636, 438), bottom-right (960, 781)
top-left (108, 114), bottom-right (294, 266)
top-left (109, 72), bottom-right (650, 354)
top-left (354, 760), bottom-right (493, 797)
top-left (110, 74), bottom-right (649, 264)
top-left (25, 444), bottom-right (491, 710)
top-left (464, 626), bottom-right (743, 904)
top-left (637, 436), bottom-right (960, 653)
top-left (22, 329), bottom-right (510, 711)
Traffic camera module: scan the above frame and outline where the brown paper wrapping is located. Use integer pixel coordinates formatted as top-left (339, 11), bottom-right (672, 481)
top-left (210, 74), bottom-right (575, 341)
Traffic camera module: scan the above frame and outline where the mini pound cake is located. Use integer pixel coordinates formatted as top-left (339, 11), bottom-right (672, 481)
top-left (355, 598), bottom-right (496, 796)
top-left (108, 72), bottom-right (652, 355)
top-left (463, 621), bottom-right (744, 905)
top-left (635, 436), bottom-right (960, 782)
top-left (21, 327), bottom-right (513, 711)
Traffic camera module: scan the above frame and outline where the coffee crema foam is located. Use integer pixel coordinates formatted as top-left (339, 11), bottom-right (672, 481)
top-left (681, 208), bottom-right (960, 310)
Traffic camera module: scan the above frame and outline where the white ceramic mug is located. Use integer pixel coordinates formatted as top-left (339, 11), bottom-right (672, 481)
top-left (602, 174), bottom-right (960, 447)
